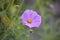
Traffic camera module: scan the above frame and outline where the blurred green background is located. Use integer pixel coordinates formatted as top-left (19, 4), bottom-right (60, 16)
top-left (0, 0), bottom-right (60, 40)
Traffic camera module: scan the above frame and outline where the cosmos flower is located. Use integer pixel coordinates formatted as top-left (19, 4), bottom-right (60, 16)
top-left (21, 9), bottom-right (41, 28)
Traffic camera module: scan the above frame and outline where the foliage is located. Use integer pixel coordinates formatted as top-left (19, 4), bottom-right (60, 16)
top-left (0, 0), bottom-right (60, 40)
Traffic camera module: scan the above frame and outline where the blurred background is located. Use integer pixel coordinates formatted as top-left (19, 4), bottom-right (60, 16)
top-left (0, 0), bottom-right (60, 40)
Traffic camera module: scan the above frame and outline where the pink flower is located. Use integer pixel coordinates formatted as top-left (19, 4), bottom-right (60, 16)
top-left (21, 9), bottom-right (42, 28)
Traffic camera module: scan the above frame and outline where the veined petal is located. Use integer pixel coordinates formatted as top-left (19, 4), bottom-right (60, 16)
top-left (21, 9), bottom-right (42, 28)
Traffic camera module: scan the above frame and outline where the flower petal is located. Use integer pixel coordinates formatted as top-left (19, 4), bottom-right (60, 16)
top-left (21, 9), bottom-right (42, 28)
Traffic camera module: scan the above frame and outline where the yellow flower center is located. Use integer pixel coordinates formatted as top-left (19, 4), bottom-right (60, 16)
top-left (27, 18), bottom-right (32, 23)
